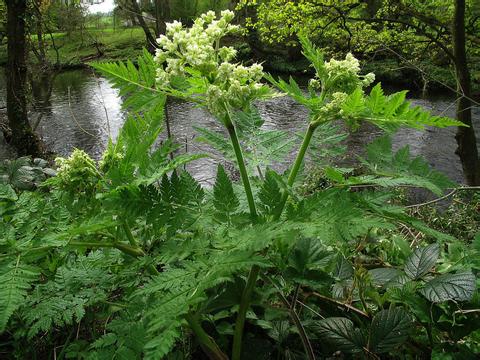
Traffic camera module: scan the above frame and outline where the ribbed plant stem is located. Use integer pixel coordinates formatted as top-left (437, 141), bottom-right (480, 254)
top-left (232, 265), bottom-right (260, 360)
top-left (224, 113), bottom-right (259, 360)
top-left (225, 121), bottom-right (258, 221)
top-left (122, 222), bottom-right (139, 247)
top-left (274, 123), bottom-right (317, 220)
top-left (186, 314), bottom-right (229, 360)
top-left (231, 122), bottom-right (318, 360)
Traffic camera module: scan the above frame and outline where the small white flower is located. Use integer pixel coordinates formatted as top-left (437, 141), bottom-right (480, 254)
top-left (166, 20), bottom-right (183, 35)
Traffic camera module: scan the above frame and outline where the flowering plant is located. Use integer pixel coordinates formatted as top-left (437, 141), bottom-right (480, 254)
top-left (267, 37), bottom-right (376, 126)
top-left (52, 149), bottom-right (100, 194)
top-left (154, 10), bottom-right (272, 120)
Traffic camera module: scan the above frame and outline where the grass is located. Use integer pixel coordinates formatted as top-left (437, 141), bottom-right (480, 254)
top-left (0, 27), bottom-right (147, 67)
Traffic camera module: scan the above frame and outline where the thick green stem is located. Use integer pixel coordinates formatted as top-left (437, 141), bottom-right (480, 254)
top-left (225, 121), bottom-right (257, 221)
top-left (114, 242), bottom-right (146, 258)
top-left (186, 314), bottom-right (229, 360)
top-left (274, 123), bottom-right (317, 220)
top-left (224, 112), bottom-right (259, 360)
top-left (69, 241), bottom-right (116, 248)
top-left (69, 240), bottom-right (146, 258)
top-left (232, 265), bottom-right (260, 360)
top-left (122, 222), bottom-right (138, 247)
top-left (232, 122), bottom-right (318, 360)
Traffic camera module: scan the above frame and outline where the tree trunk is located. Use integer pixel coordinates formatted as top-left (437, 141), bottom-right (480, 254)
top-left (130, 0), bottom-right (157, 53)
top-left (453, 0), bottom-right (480, 185)
top-left (5, 0), bottom-right (43, 157)
top-left (155, 0), bottom-right (169, 37)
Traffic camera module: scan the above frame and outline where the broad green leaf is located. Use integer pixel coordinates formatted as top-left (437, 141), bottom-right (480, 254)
top-left (369, 307), bottom-right (412, 353)
top-left (333, 255), bottom-right (353, 280)
top-left (420, 271), bottom-right (476, 303)
top-left (324, 167), bottom-right (345, 183)
top-left (285, 238), bottom-right (334, 286)
top-left (369, 268), bottom-right (402, 286)
top-left (404, 243), bottom-right (440, 280)
top-left (288, 238), bottom-right (333, 274)
top-left (315, 317), bottom-right (365, 353)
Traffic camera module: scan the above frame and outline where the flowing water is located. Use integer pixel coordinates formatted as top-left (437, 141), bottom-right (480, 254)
top-left (1, 68), bottom-right (479, 186)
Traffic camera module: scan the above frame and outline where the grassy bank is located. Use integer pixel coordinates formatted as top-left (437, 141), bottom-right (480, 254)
top-left (0, 27), bottom-right (146, 67)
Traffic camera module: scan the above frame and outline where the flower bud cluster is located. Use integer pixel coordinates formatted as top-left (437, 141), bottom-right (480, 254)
top-left (154, 10), bottom-right (270, 118)
top-left (309, 52), bottom-right (375, 123)
top-left (317, 92), bottom-right (348, 119)
top-left (54, 149), bottom-right (99, 193)
top-left (99, 145), bottom-right (125, 173)
top-left (323, 53), bottom-right (375, 94)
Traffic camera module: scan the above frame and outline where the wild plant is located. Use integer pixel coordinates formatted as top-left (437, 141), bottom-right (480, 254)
top-left (0, 10), bottom-right (478, 360)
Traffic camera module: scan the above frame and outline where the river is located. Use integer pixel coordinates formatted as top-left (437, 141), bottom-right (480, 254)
top-left (0, 68), bottom-right (479, 186)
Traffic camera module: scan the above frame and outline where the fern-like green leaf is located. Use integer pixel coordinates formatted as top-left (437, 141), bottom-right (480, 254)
top-left (0, 259), bottom-right (39, 332)
top-left (258, 169), bottom-right (282, 217)
top-left (342, 83), bottom-right (465, 131)
top-left (91, 51), bottom-right (163, 114)
top-left (213, 164), bottom-right (239, 218)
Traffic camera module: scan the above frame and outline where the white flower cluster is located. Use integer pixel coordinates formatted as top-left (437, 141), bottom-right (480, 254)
top-left (323, 53), bottom-right (375, 93)
top-left (309, 53), bottom-right (376, 94)
top-left (154, 10), bottom-right (270, 118)
top-left (309, 53), bottom-right (375, 122)
top-left (54, 149), bottom-right (99, 192)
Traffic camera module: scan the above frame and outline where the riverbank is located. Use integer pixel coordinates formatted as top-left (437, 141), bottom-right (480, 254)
top-left (1, 28), bottom-right (478, 95)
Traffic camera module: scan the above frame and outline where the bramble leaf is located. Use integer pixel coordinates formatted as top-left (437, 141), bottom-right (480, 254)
top-left (315, 317), bottom-right (365, 353)
top-left (404, 243), bottom-right (440, 280)
top-left (420, 271), bottom-right (476, 303)
top-left (369, 308), bottom-right (412, 353)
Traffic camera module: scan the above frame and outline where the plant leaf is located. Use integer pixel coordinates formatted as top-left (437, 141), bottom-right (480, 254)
top-left (404, 243), bottom-right (439, 280)
top-left (420, 271), bottom-right (476, 303)
top-left (213, 164), bottom-right (239, 217)
top-left (369, 307), bottom-right (412, 353)
top-left (315, 317), bottom-right (365, 353)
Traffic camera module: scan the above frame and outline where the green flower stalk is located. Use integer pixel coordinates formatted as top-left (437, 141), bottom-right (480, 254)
top-left (153, 14), bottom-right (381, 359)
top-left (154, 10), bottom-right (275, 356)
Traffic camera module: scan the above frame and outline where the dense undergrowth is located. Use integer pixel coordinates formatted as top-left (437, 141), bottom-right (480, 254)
top-left (1, 11), bottom-right (479, 360)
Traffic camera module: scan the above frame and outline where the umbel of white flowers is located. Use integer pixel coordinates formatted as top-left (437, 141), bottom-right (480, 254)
top-left (154, 10), bottom-right (270, 119)
top-left (309, 53), bottom-right (375, 119)
top-left (154, 10), bottom-right (375, 122)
